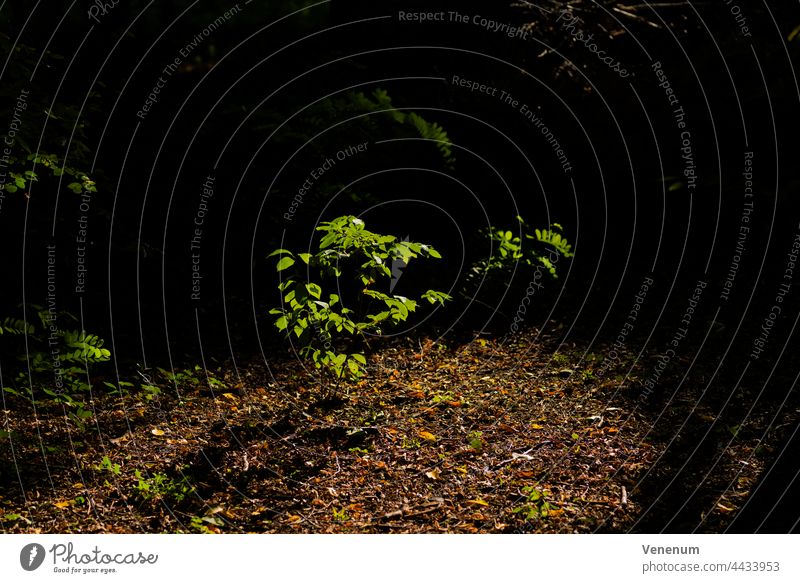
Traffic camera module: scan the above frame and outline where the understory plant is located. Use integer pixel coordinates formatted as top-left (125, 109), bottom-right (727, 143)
top-left (1, 307), bottom-right (111, 428)
top-left (463, 216), bottom-right (574, 298)
top-left (482, 216), bottom-right (573, 277)
top-left (269, 215), bottom-right (451, 385)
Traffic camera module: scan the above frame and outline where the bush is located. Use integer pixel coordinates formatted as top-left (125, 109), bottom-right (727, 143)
top-left (269, 216), bottom-right (450, 384)
top-left (1, 307), bottom-right (111, 424)
top-left (463, 216), bottom-right (574, 296)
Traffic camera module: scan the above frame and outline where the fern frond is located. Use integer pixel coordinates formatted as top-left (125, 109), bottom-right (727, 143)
top-left (61, 330), bottom-right (111, 363)
top-left (0, 317), bottom-right (34, 335)
top-left (408, 113), bottom-right (455, 165)
top-left (534, 228), bottom-right (574, 258)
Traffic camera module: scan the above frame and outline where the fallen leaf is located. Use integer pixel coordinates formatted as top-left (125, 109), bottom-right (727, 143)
top-left (418, 430), bottom-right (437, 442)
top-left (150, 428), bottom-right (165, 436)
top-left (467, 499), bottom-right (489, 507)
top-left (222, 393), bottom-right (237, 401)
top-left (425, 468), bottom-right (441, 480)
top-left (530, 423), bottom-right (545, 430)
top-left (54, 501), bottom-right (71, 509)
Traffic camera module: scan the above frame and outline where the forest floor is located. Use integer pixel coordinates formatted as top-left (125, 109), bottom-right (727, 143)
top-left (0, 326), bottom-right (791, 533)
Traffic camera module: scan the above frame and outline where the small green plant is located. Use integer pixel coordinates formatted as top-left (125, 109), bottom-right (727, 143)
top-left (513, 485), bottom-right (555, 521)
top-left (1, 307), bottom-right (111, 401)
top-left (331, 507), bottom-right (349, 522)
top-left (269, 216), bottom-right (451, 385)
top-left (467, 430), bottom-right (484, 452)
top-left (67, 405), bottom-right (93, 432)
top-left (95, 456), bottom-right (121, 476)
top-left (188, 515), bottom-right (224, 533)
top-left (189, 516), bottom-right (214, 534)
top-left (2, 512), bottom-right (30, 525)
top-left (133, 470), bottom-right (194, 504)
top-left (431, 390), bottom-right (456, 404)
top-left (464, 217), bottom-right (574, 301)
top-left (401, 437), bottom-right (422, 450)
top-left (158, 365), bottom-right (202, 387)
top-left (485, 218), bottom-right (573, 276)
top-left (140, 384), bottom-right (162, 401)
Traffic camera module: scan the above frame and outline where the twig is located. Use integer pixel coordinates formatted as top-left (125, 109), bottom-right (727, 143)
top-left (512, 1), bottom-right (553, 14)
top-left (612, 6), bottom-right (662, 28)
top-left (495, 442), bottom-right (552, 467)
top-left (618, 2), bottom-right (699, 10)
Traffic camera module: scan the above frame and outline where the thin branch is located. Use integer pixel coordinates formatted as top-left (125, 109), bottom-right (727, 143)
top-left (612, 6), bottom-right (662, 28)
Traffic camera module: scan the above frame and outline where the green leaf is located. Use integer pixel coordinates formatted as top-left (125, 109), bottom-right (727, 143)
top-left (276, 257), bottom-right (295, 271)
top-left (347, 359), bottom-right (361, 378)
top-left (275, 316), bottom-right (288, 331)
top-left (267, 249), bottom-right (294, 258)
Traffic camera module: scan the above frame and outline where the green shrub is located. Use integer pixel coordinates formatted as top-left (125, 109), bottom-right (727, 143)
top-left (463, 216), bottom-right (574, 297)
top-left (483, 216), bottom-right (573, 277)
top-left (0, 307), bottom-right (111, 419)
top-left (269, 216), bottom-right (450, 384)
